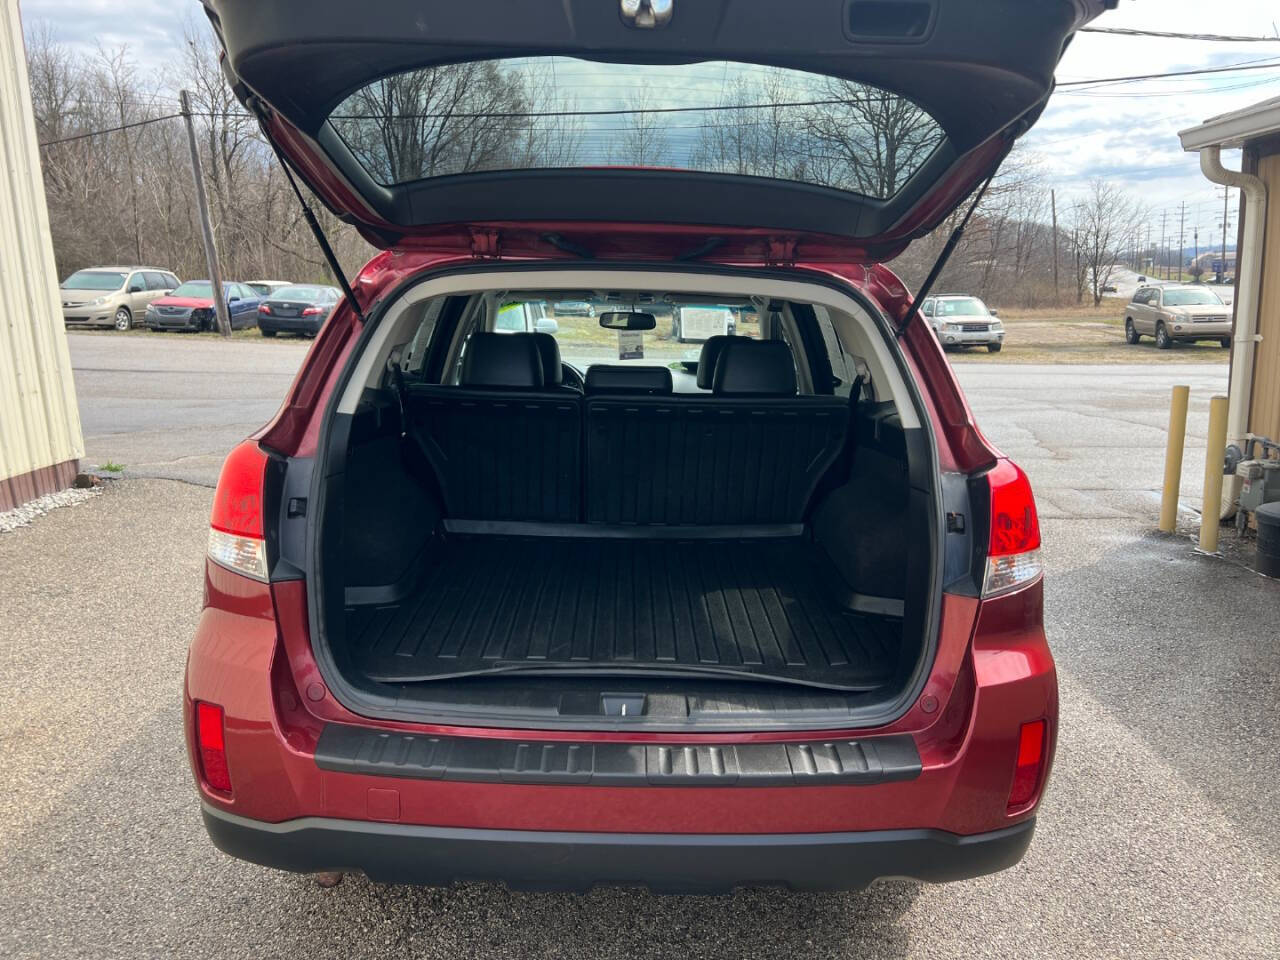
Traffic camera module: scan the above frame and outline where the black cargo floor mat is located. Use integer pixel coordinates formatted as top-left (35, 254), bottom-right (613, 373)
top-left (345, 536), bottom-right (900, 691)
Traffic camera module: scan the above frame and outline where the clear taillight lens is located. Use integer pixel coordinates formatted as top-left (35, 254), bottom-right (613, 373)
top-left (983, 459), bottom-right (1042, 597)
top-left (207, 441), bottom-right (269, 581)
top-left (207, 528), bottom-right (267, 581)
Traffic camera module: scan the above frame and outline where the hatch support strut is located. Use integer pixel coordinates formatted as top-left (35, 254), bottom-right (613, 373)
top-left (258, 124), bottom-right (367, 323)
top-left (899, 158), bottom-right (1006, 336)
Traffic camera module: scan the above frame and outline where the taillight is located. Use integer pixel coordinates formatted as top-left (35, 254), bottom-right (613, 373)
top-left (301, 306), bottom-right (323, 316)
top-left (983, 459), bottom-right (1042, 596)
top-left (195, 701), bottom-right (232, 794)
top-left (1008, 719), bottom-right (1047, 810)
top-left (258, 303), bottom-right (271, 314)
top-left (208, 441), bottom-right (269, 581)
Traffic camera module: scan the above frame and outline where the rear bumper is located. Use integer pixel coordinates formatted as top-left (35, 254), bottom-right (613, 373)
top-left (202, 803), bottom-right (1035, 893)
top-left (259, 316), bottom-right (321, 334)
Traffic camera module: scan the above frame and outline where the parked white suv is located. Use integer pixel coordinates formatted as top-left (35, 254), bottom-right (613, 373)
top-left (920, 295), bottom-right (1005, 352)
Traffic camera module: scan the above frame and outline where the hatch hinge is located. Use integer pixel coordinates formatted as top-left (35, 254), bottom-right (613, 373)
top-left (470, 228), bottom-right (501, 259)
top-left (766, 237), bottom-right (798, 267)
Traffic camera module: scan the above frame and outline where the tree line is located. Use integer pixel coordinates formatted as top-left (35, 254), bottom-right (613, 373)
top-left (26, 25), bottom-right (1142, 308)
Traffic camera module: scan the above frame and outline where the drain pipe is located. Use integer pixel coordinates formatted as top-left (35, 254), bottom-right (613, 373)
top-left (1197, 145), bottom-right (1267, 519)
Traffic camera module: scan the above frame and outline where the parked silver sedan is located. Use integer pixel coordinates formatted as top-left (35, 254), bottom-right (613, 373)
top-left (1124, 284), bottom-right (1231, 349)
top-left (921, 295), bottom-right (1005, 352)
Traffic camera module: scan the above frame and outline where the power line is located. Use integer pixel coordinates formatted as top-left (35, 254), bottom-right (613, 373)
top-left (1059, 58), bottom-right (1280, 88)
top-left (1079, 26), bottom-right (1280, 42)
top-left (37, 112), bottom-right (182, 147)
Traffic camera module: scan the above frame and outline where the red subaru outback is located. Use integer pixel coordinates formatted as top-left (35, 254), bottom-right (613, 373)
top-left (187, 0), bottom-right (1103, 892)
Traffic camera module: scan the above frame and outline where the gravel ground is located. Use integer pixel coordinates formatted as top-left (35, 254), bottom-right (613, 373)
top-left (1, 479), bottom-right (1277, 959)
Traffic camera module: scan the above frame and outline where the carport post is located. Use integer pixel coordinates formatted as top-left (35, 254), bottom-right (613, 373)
top-left (1158, 385), bottom-right (1190, 533)
top-left (1198, 394), bottom-right (1230, 554)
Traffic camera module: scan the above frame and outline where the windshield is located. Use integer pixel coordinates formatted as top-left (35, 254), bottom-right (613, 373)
top-left (272, 286), bottom-right (324, 301)
top-left (330, 57), bottom-right (944, 199)
top-left (933, 298), bottom-right (988, 317)
top-left (169, 281), bottom-right (213, 299)
top-left (62, 271), bottom-right (126, 291)
top-left (494, 298), bottom-right (759, 370)
top-left (1163, 288), bottom-right (1224, 307)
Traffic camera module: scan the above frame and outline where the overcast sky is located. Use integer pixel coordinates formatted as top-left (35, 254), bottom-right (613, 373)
top-left (18, 0), bottom-right (1280, 249)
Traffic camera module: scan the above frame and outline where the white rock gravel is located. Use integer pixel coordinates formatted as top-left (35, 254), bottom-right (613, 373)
top-left (0, 486), bottom-right (102, 533)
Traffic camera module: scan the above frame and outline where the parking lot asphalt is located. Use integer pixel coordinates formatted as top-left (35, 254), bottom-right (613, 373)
top-left (2, 335), bottom-right (1273, 958)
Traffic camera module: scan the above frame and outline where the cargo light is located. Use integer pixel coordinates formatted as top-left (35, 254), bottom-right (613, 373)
top-left (983, 459), bottom-right (1042, 597)
top-left (195, 701), bottom-right (232, 794)
top-left (207, 441), bottom-right (269, 581)
top-left (1007, 719), bottom-right (1047, 810)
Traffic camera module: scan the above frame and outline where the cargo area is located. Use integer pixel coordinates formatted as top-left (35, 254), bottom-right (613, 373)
top-left (306, 278), bottom-right (940, 730)
top-left (345, 535), bottom-right (902, 691)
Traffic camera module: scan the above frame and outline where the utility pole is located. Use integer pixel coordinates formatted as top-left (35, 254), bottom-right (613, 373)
top-left (1177, 201), bottom-right (1186, 282)
top-left (1050, 189), bottom-right (1060, 304)
top-left (179, 89), bottom-right (231, 338)
top-left (1159, 210), bottom-right (1168, 280)
top-left (1193, 227), bottom-right (1199, 279)
top-left (1144, 223), bottom-right (1151, 274)
top-left (1219, 186), bottom-right (1232, 283)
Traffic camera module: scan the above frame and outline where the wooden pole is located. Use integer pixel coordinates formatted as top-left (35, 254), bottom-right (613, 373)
top-left (179, 89), bottom-right (231, 338)
top-left (1050, 189), bottom-right (1060, 305)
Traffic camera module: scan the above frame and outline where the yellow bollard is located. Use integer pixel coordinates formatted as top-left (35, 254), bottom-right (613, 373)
top-left (1199, 394), bottom-right (1230, 554)
top-left (1159, 385), bottom-right (1190, 533)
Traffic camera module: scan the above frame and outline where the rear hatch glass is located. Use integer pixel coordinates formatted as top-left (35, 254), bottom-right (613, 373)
top-left (331, 58), bottom-right (944, 199)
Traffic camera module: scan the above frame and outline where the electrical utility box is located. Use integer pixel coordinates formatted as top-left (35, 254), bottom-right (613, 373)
top-left (1237, 459), bottom-right (1280, 513)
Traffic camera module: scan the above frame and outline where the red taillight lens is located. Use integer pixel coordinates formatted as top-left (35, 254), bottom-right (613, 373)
top-left (258, 303), bottom-right (271, 314)
top-left (1008, 719), bottom-right (1047, 809)
top-left (208, 441), bottom-right (269, 580)
top-left (983, 459), bottom-right (1042, 596)
top-left (301, 306), bottom-right (322, 316)
top-left (195, 701), bottom-right (232, 794)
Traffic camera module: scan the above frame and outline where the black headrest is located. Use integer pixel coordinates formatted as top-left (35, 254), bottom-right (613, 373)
top-left (460, 332), bottom-right (544, 389)
top-left (584, 365), bottom-right (673, 396)
top-left (529, 332), bottom-right (563, 385)
top-left (696, 334), bottom-right (749, 389)
top-left (712, 340), bottom-right (797, 396)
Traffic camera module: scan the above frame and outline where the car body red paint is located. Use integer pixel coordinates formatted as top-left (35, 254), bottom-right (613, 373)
top-left (181, 0), bottom-right (1094, 890)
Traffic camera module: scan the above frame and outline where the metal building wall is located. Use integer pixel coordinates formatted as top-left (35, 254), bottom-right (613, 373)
top-left (1249, 149), bottom-right (1280, 445)
top-left (0, 2), bottom-right (84, 510)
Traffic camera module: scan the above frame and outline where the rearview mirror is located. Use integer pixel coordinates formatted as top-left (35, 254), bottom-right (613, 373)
top-left (534, 318), bottom-right (559, 334)
top-left (599, 311), bottom-right (656, 331)
top-left (988, 308), bottom-right (999, 317)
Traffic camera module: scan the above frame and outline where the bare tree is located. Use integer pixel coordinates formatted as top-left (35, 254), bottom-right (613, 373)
top-left (1070, 178), bottom-right (1145, 306)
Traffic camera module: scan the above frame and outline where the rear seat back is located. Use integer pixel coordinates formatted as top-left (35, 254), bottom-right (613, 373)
top-left (405, 333), bottom-right (580, 522)
top-left (584, 340), bottom-right (848, 525)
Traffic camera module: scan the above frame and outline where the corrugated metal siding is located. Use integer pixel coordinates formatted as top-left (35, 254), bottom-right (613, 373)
top-left (1250, 151), bottom-right (1280, 444)
top-left (0, 2), bottom-right (84, 503)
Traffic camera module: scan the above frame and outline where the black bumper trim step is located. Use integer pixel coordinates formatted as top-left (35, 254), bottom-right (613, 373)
top-left (314, 723), bottom-right (921, 786)
top-left (202, 804), bottom-right (1034, 893)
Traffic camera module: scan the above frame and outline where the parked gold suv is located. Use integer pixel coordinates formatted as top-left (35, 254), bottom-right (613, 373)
top-left (61, 267), bottom-right (180, 331)
top-left (1124, 284), bottom-right (1232, 349)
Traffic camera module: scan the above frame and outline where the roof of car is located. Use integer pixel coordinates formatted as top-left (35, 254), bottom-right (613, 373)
top-left (78, 265), bottom-right (174, 272)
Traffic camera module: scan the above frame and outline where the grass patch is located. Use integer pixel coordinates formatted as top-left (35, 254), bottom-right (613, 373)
top-left (100, 460), bottom-right (125, 473)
